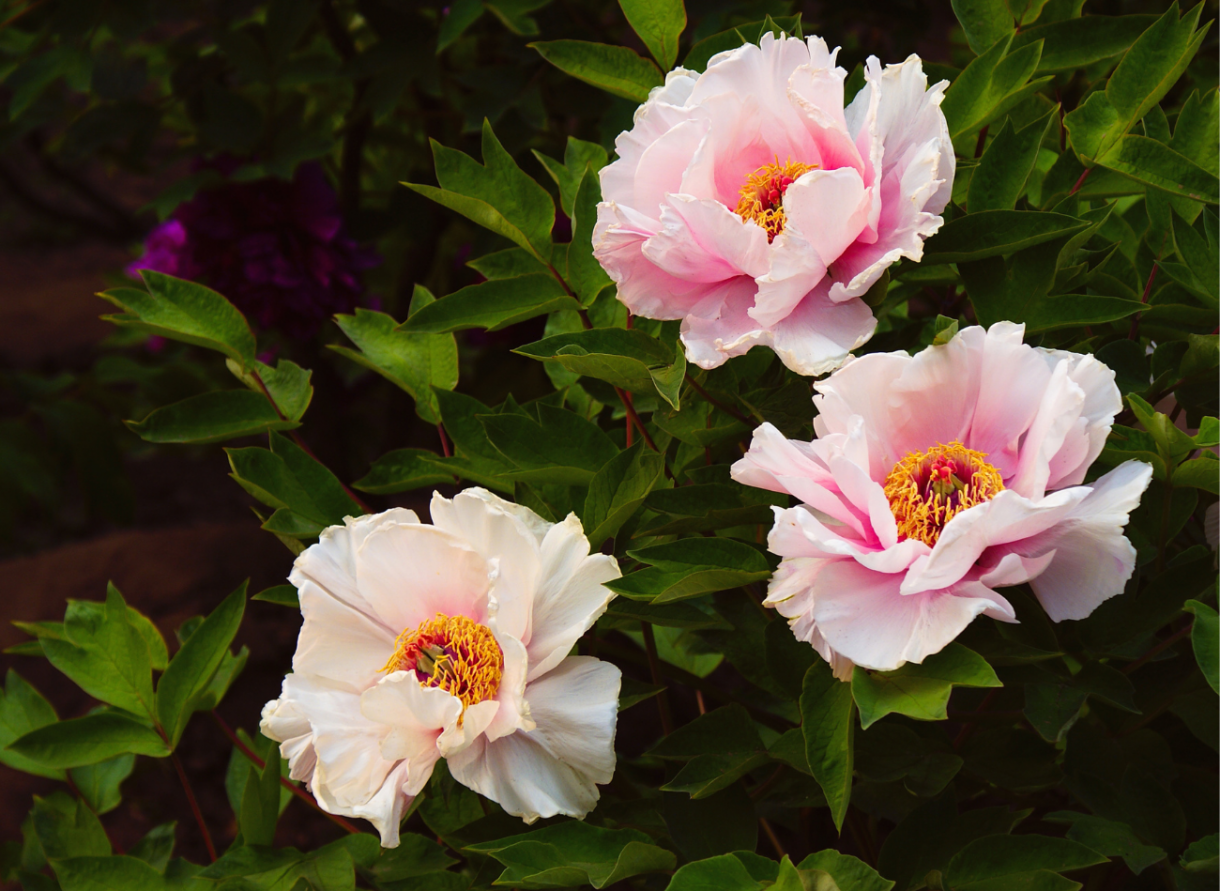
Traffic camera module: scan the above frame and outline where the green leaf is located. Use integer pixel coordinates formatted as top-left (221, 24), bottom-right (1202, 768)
top-left (199, 841), bottom-right (356, 889)
top-left (226, 357), bottom-right (313, 423)
top-left (663, 852), bottom-right (766, 891)
top-left (366, 833), bottom-right (458, 882)
top-left (406, 120), bottom-right (555, 261)
top-left (800, 660), bottom-right (854, 833)
top-left (950, 0), bottom-right (1014, 55)
top-left (640, 482), bottom-right (781, 536)
top-left (31, 792), bottom-right (110, 860)
top-left (1096, 135), bottom-right (1219, 204)
top-left (1180, 834), bottom-right (1218, 874)
top-left (466, 822), bottom-right (676, 889)
top-left (227, 433), bottom-right (361, 530)
top-left (52, 855), bottom-right (168, 891)
top-left (99, 271), bottom-right (256, 368)
top-left (1183, 600), bottom-right (1219, 694)
top-left (155, 582), bottom-right (246, 747)
top-left (619, 0), bottom-right (686, 70)
top-left (43, 587), bottom-right (156, 720)
top-left (797, 849), bottom-right (894, 891)
top-left (530, 40), bottom-right (663, 102)
top-left (1044, 812), bottom-right (1165, 875)
top-left (649, 706), bottom-right (769, 799)
top-left (941, 36), bottom-right (1051, 152)
top-left (610, 538), bottom-right (772, 603)
top-left (1064, 3), bottom-right (1208, 165)
top-left (851, 643), bottom-right (1001, 729)
top-left (332, 293), bottom-right (459, 425)
top-left (533, 137), bottom-right (610, 219)
top-left (400, 274), bottom-right (578, 334)
top-left (126, 390), bottom-right (299, 444)
top-left (970, 107), bottom-right (1057, 212)
top-left (582, 442), bottom-right (667, 546)
top-left (252, 584), bottom-right (300, 608)
top-left (480, 403), bottom-right (619, 485)
top-left (437, 0), bottom-right (482, 52)
top-left (924, 211), bottom-right (1088, 265)
top-left (239, 741), bottom-right (281, 846)
top-left (681, 16), bottom-right (803, 72)
top-left (517, 327), bottom-right (680, 404)
top-left (353, 448), bottom-right (459, 494)
top-left (69, 755), bottom-right (135, 815)
top-left (0, 670), bottom-right (63, 780)
top-left (127, 823), bottom-right (176, 872)
top-left (8, 711), bottom-right (170, 769)
top-left (663, 785), bottom-right (758, 861)
top-left (468, 246), bottom-right (549, 280)
top-left (946, 835), bottom-right (1108, 889)
top-left (1011, 14), bottom-right (1158, 74)
top-left (568, 166), bottom-right (614, 306)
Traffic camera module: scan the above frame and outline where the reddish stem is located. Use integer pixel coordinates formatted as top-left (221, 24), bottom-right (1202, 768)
top-left (437, 423), bottom-right (452, 458)
top-left (617, 387), bottom-right (659, 452)
top-left (171, 751), bottom-right (217, 862)
top-left (639, 623), bottom-right (675, 736)
top-left (1122, 624), bottom-right (1191, 675)
top-left (684, 373), bottom-right (752, 425)
top-left (1068, 167), bottom-right (1092, 196)
top-left (211, 711), bottom-right (362, 835)
top-left (1127, 262), bottom-right (1159, 341)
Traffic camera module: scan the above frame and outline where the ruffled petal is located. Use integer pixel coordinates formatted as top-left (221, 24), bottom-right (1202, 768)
top-left (292, 580), bottom-right (396, 692)
top-left (644, 195), bottom-right (771, 282)
top-left (359, 671), bottom-right (454, 786)
top-left (522, 656), bottom-right (620, 785)
top-left (769, 280), bottom-right (877, 377)
top-left (679, 276), bottom-right (767, 369)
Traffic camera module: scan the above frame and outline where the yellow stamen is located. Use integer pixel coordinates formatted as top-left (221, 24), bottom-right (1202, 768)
top-left (884, 442), bottom-right (1004, 547)
top-left (382, 613), bottom-right (503, 712)
top-left (735, 156), bottom-right (818, 241)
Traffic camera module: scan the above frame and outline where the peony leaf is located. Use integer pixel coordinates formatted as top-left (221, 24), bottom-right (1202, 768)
top-left (1044, 812), bottom-right (1166, 875)
top-left (1011, 14), bottom-right (1158, 75)
top-left (852, 644), bottom-right (1001, 730)
top-left (155, 582), bottom-right (246, 747)
top-left (1095, 135), bottom-right (1218, 204)
top-left (529, 40), bottom-right (662, 103)
top-left (30, 792), bottom-right (111, 861)
top-left (923, 211), bottom-right (1089, 265)
top-left (126, 390), bottom-right (300, 445)
top-left (238, 741), bottom-right (280, 846)
top-left (950, 0), bottom-right (1014, 55)
top-left (582, 441), bottom-right (668, 547)
top-left (332, 292), bottom-right (457, 425)
top-left (682, 15), bottom-right (803, 72)
top-left (567, 165), bottom-right (614, 306)
top-left (664, 784), bottom-right (758, 861)
top-left (533, 136), bottom-right (610, 219)
top-left (466, 822), bottom-right (676, 889)
top-left (797, 849), bottom-right (893, 891)
top-left (517, 327), bottom-right (675, 398)
top-left (942, 35), bottom-right (1051, 152)
top-left (354, 448), bottom-right (480, 494)
top-left (619, 0), bottom-right (686, 71)
top-left (969, 105), bottom-right (1057, 212)
top-left (1183, 600), bottom-right (1219, 694)
top-left (479, 402), bottom-right (619, 485)
top-left (800, 660), bottom-right (855, 833)
top-left (662, 853), bottom-right (767, 891)
top-left (610, 538), bottom-right (772, 603)
top-left (99, 271), bottom-right (256, 368)
top-left (0, 671), bottom-right (64, 781)
top-left (436, 0), bottom-right (482, 52)
top-left (68, 755), bottom-right (135, 816)
top-left (637, 481), bottom-right (781, 537)
top-left (52, 855), bottom-right (167, 891)
top-left (8, 711), bottom-right (170, 769)
top-left (399, 274), bottom-right (579, 334)
top-left (227, 434), bottom-right (361, 534)
top-left (946, 835), bottom-right (1108, 889)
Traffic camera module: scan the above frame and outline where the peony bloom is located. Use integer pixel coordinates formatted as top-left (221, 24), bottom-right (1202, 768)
top-left (731, 323), bottom-right (1152, 677)
top-left (128, 162), bottom-right (379, 340)
top-left (593, 33), bottom-right (954, 376)
top-left (260, 489), bottom-right (622, 846)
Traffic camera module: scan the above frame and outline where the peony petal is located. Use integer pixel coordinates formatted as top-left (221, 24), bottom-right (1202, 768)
top-left (679, 276), bottom-right (767, 369)
top-left (483, 632), bottom-right (532, 742)
top-left (1014, 461), bottom-right (1152, 621)
top-left (354, 522), bottom-right (491, 634)
top-left (430, 489), bottom-right (543, 643)
top-left (292, 580), bottom-right (396, 692)
top-left (632, 117), bottom-right (710, 213)
top-left (329, 761), bottom-right (413, 848)
top-left (811, 559), bottom-right (1012, 671)
top-left (447, 732), bottom-right (601, 824)
top-left (769, 280), bottom-right (877, 377)
top-left (644, 195), bottom-right (771, 282)
top-left (526, 516), bottom-right (620, 681)
top-left (522, 656), bottom-right (620, 785)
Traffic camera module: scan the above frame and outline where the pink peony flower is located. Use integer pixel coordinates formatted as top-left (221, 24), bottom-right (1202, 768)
top-left (731, 323), bottom-right (1152, 677)
top-left (593, 33), bottom-right (954, 376)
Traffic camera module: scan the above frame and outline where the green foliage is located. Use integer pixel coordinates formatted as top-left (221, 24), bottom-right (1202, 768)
top-left (530, 40), bottom-right (663, 102)
top-left (851, 644), bottom-right (1002, 729)
top-left (801, 661), bottom-right (855, 832)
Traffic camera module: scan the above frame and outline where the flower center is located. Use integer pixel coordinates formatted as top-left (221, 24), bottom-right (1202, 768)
top-left (381, 613), bottom-right (503, 711)
top-left (883, 442), bottom-right (1005, 547)
top-left (735, 157), bottom-right (818, 242)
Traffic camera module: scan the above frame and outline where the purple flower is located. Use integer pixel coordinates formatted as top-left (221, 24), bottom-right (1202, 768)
top-left (129, 163), bottom-right (380, 340)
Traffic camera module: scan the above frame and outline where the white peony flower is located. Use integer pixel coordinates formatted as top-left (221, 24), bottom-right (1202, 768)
top-left (260, 488), bottom-right (623, 846)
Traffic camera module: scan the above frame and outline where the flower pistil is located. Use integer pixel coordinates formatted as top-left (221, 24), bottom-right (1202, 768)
top-left (735, 157), bottom-right (818, 241)
top-left (383, 613), bottom-right (504, 711)
top-left (884, 442), bottom-right (1004, 546)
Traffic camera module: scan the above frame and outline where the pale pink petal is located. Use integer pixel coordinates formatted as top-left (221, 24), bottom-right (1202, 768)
top-left (292, 580), bottom-right (396, 692)
top-left (764, 557), bottom-right (856, 680)
top-left (768, 504), bottom-right (926, 574)
top-left (770, 281), bottom-right (877, 377)
top-left (359, 671), bottom-right (455, 786)
top-left (526, 516), bottom-right (620, 681)
top-left (1005, 361), bottom-right (1086, 499)
top-left (448, 732), bottom-right (600, 823)
top-left (260, 693), bottom-right (316, 783)
top-left (679, 276), bottom-right (767, 369)
top-left (1014, 461), bottom-right (1152, 621)
top-left (1038, 351), bottom-right (1123, 490)
top-left (644, 195), bottom-right (770, 282)
top-left (632, 117), bottom-right (710, 212)
top-left (523, 656), bottom-right (620, 785)
top-left (786, 39), bottom-right (865, 176)
top-left (354, 523), bottom-right (491, 633)
top-left (335, 761), bottom-right (413, 848)
top-left (483, 632), bottom-right (531, 742)
top-left (811, 560), bottom-right (1012, 671)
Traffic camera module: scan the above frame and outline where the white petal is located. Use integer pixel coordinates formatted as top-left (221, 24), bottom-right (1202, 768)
top-left (359, 671), bottom-right (456, 782)
top-left (523, 656), bottom-right (620, 785)
top-left (769, 280), bottom-right (877, 377)
top-left (292, 580), bottom-right (396, 692)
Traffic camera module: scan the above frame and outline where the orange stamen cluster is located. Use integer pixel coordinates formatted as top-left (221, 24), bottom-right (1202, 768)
top-left (735, 156), bottom-right (818, 241)
top-left (382, 613), bottom-right (503, 711)
top-left (883, 442), bottom-right (1005, 547)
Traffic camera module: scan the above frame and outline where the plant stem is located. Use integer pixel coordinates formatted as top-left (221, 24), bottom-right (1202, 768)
top-left (639, 623), bottom-right (675, 736)
top-left (760, 816), bottom-right (787, 858)
top-left (1127, 262), bottom-right (1159, 341)
top-left (171, 751), bottom-right (217, 862)
top-left (211, 711), bottom-right (363, 835)
top-left (437, 423), bottom-right (452, 458)
top-left (683, 373), bottom-right (752, 425)
top-left (618, 387), bottom-right (659, 452)
top-left (1122, 624), bottom-right (1191, 675)
top-left (1068, 166), bottom-right (1092, 196)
